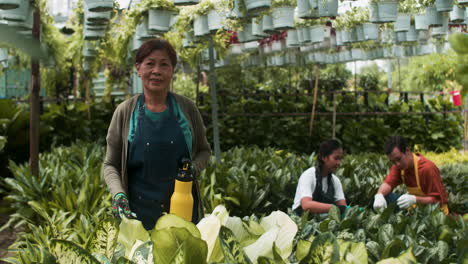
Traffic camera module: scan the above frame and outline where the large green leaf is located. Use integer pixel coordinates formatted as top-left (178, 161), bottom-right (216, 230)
top-left (86, 218), bottom-right (119, 259)
top-left (155, 214), bottom-right (201, 238)
top-left (300, 232), bottom-right (340, 264)
top-left (151, 227), bottom-right (207, 264)
top-left (338, 240), bottom-right (368, 264)
top-left (50, 239), bottom-right (100, 264)
top-left (377, 247), bottom-right (416, 264)
top-left (219, 226), bottom-right (252, 264)
top-left (117, 217), bottom-right (150, 258)
top-left (380, 239), bottom-right (406, 259)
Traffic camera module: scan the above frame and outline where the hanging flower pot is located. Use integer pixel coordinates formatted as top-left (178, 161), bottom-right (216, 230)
top-left (237, 23), bottom-right (258, 42)
top-left (174, 0), bottom-right (199, 6)
top-left (271, 39), bottom-right (285, 51)
top-left (262, 15), bottom-right (276, 34)
top-left (86, 10), bottom-right (111, 23)
top-left (310, 25), bottom-right (325, 43)
top-left (406, 25), bottom-right (418, 41)
top-left (228, 0), bottom-right (244, 18)
top-left (351, 48), bottom-right (364, 61)
top-left (207, 10), bottom-right (223, 32)
top-left (459, 0), bottom-right (468, 6)
top-left (148, 9), bottom-right (174, 32)
top-left (194, 14), bottom-right (210, 37)
top-left (362, 23), bottom-right (379, 40)
top-left (84, 24), bottom-right (106, 40)
top-left (0, 0), bottom-right (20, 10)
top-left (418, 29), bottom-right (429, 42)
top-left (449, 5), bottom-right (465, 23)
top-left (371, 0), bottom-right (398, 23)
top-left (229, 43), bottom-right (242, 55)
top-left (425, 6), bottom-right (444, 27)
top-left (286, 29), bottom-right (300, 47)
top-left (2, 0), bottom-right (28, 21)
top-left (431, 15), bottom-right (449, 36)
top-left (298, 26), bottom-right (311, 43)
top-left (297, 0), bottom-right (319, 18)
top-left (449, 24), bottom-right (464, 33)
top-left (395, 13), bottom-right (411, 32)
top-left (85, 0), bottom-right (114, 12)
top-left (83, 41), bottom-right (97, 58)
top-left (380, 28), bottom-right (394, 43)
top-left (136, 17), bottom-right (154, 39)
top-left (244, 0), bottom-right (271, 15)
top-left (0, 48), bottom-right (7, 61)
top-left (335, 30), bottom-right (343, 46)
top-left (242, 41), bottom-right (259, 52)
top-left (355, 25), bottom-right (365, 41)
top-left (318, 0), bottom-right (338, 17)
top-left (435, 0), bottom-right (453, 12)
top-left (252, 18), bottom-right (269, 37)
top-left (395, 31), bottom-right (407, 42)
top-left (415, 14), bottom-right (428, 30)
top-left (393, 45), bottom-right (404, 57)
top-left (182, 31), bottom-right (195, 48)
top-left (272, 7), bottom-right (295, 30)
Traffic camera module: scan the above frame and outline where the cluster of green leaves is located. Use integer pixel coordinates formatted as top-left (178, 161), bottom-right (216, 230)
top-left (200, 90), bottom-right (463, 154)
top-left (1, 142), bottom-right (112, 263)
top-left (291, 204), bottom-right (467, 264)
top-left (199, 146), bottom-right (468, 217)
top-left (333, 7), bottom-right (369, 30)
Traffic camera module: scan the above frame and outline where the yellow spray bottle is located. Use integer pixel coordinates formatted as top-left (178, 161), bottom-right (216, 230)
top-left (170, 158), bottom-right (194, 221)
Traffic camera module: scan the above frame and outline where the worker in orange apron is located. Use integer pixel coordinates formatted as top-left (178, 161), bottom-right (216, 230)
top-left (373, 136), bottom-right (449, 215)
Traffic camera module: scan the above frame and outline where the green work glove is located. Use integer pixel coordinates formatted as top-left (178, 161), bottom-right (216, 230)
top-left (112, 193), bottom-right (137, 219)
top-left (337, 205), bottom-right (352, 217)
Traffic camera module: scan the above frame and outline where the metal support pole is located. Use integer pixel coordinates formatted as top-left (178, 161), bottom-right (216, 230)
top-left (208, 37), bottom-right (221, 162)
top-left (30, 8), bottom-right (40, 177)
top-left (332, 93), bottom-right (336, 139)
top-left (397, 58), bottom-right (401, 92)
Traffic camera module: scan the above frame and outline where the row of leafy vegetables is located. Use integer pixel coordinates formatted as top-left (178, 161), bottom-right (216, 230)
top-left (1, 143), bottom-right (467, 263)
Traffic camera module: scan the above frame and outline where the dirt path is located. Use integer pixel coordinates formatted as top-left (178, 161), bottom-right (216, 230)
top-left (0, 211), bottom-right (16, 263)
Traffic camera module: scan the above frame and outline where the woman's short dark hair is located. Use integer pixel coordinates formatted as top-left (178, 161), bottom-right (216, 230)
top-left (135, 38), bottom-right (177, 68)
top-left (384, 135), bottom-right (408, 155)
top-left (317, 139), bottom-right (342, 168)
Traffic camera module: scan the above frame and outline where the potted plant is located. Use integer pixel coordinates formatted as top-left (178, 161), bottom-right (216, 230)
top-left (435, 0), bottom-right (453, 12)
top-left (334, 8), bottom-right (368, 43)
top-left (244, 0), bottom-right (271, 15)
top-left (252, 17), bottom-right (269, 37)
top-left (0, 0), bottom-right (19, 10)
top-left (395, 0), bottom-right (420, 32)
top-left (431, 14), bottom-right (449, 36)
top-left (271, 0), bottom-right (296, 30)
top-left (449, 2), bottom-right (465, 23)
top-left (419, 0), bottom-right (445, 26)
top-left (297, 0), bottom-right (319, 19)
top-left (1, 0), bottom-right (28, 21)
top-left (379, 23), bottom-right (395, 44)
top-left (294, 17), bottom-right (313, 44)
top-left (286, 29), bottom-right (300, 47)
top-left (317, 0), bottom-right (338, 18)
top-left (85, 0), bottom-right (115, 12)
top-left (369, 0), bottom-right (399, 23)
top-left (144, 0), bottom-right (179, 32)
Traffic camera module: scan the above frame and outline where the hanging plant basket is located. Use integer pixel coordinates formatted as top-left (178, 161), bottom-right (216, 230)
top-left (395, 13), bottom-right (411, 32)
top-left (435, 0), bottom-right (453, 12)
top-left (406, 25), bottom-right (418, 41)
top-left (207, 10), bottom-right (223, 32)
top-left (310, 25), bottom-right (325, 43)
top-left (417, 44), bottom-right (433, 55)
top-left (173, 0), bottom-right (199, 6)
top-left (242, 41), bottom-right (259, 52)
top-left (261, 15), bottom-right (276, 34)
top-left (459, 0), bottom-right (468, 6)
top-left (237, 23), bottom-right (258, 42)
top-left (272, 7), bottom-right (295, 30)
top-left (148, 9), bottom-right (174, 32)
top-left (449, 5), bottom-right (465, 23)
top-left (335, 30), bottom-right (343, 46)
top-left (370, 0), bottom-right (398, 23)
top-left (355, 25), bottom-right (365, 41)
top-left (245, 0), bottom-right (271, 15)
top-left (362, 23), bottom-right (379, 40)
top-left (83, 41), bottom-right (97, 58)
top-left (297, 0), bottom-right (319, 18)
top-left (252, 18), bottom-right (269, 37)
top-left (395, 31), bottom-right (407, 42)
top-left (194, 14), bottom-right (210, 37)
top-left (136, 17), bottom-right (154, 39)
top-left (86, 10), bottom-right (111, 23)
top-left (229, 43), bottom-right (242, 55)
top-left (415, 14), bottom-right (428, 30)
top-left (0, 0), bottom-right (20, 10)
top-left (297, 26), bottom-right (311, 43)
top-left (286, 29), bottom-right (300, 46)
top-left (271, 39), bottom-right (285, 51)
top-left (425, 6), bottom-right (444, 27)
top-left (380, 28), bottom-right (394, 43)
top-left (84, 26), bottom-right (106, 40)
top-left (227, 0), bottom-right (244, 18)
top-left (182, 32), bottom-right (195, 48)
top-left (8, 8), bottom-right (32, 30)
top-left (431, 16), bottom-right (449, 36)
top-left (318, 0), bottom-right (338, 17)
top-left (85, 0), bottom-right (114, 12)
top-left (0, 48), bottom-right (7, 61)
top-left (2, 0), bottom-right (28, 21)
top-left (418, 29), bottom-right (429, 42)
top-left (351, 48), bottom-right (365, 60)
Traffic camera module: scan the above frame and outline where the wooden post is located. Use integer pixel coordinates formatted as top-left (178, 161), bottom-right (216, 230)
top-left (208, 37), bottom-right (221, 162)
top-left (29, 8), bottom-right (40, 177)
top-left (309, 65), bottom-right (320, 137)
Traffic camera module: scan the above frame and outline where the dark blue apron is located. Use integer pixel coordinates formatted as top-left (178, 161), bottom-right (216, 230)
top-left (312, 167), bottom-right (336, 204)
top-left (127, 93), bottom-right (198, 230)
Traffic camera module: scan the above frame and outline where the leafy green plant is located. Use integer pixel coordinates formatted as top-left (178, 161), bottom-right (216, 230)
top-left (333, 7), bottom-right (369, 30)
top-left (448, 33), bottom-right (468, 97)
top-left (272, 0), bottom-right (298, 8)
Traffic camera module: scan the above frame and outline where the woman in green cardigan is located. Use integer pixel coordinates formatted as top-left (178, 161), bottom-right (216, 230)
top-left (103, 38), bottom-right (211, 230)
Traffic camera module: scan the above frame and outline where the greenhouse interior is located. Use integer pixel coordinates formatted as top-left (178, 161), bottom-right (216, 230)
top-left (0, 0), bottom-right (467, 263)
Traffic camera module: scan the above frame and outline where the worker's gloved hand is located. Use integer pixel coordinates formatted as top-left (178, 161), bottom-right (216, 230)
top-left (373, 193), bottom-right (387, 211)
top-left (337, 205), bottom-right (351, 216)
top-left (397, 194), bottom-right (416, 209)
top-left (112, 193), bottom-right (137, 219)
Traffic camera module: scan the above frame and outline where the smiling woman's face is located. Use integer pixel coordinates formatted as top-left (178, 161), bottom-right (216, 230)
top-left (136, 49), bottom-right (173, 93)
